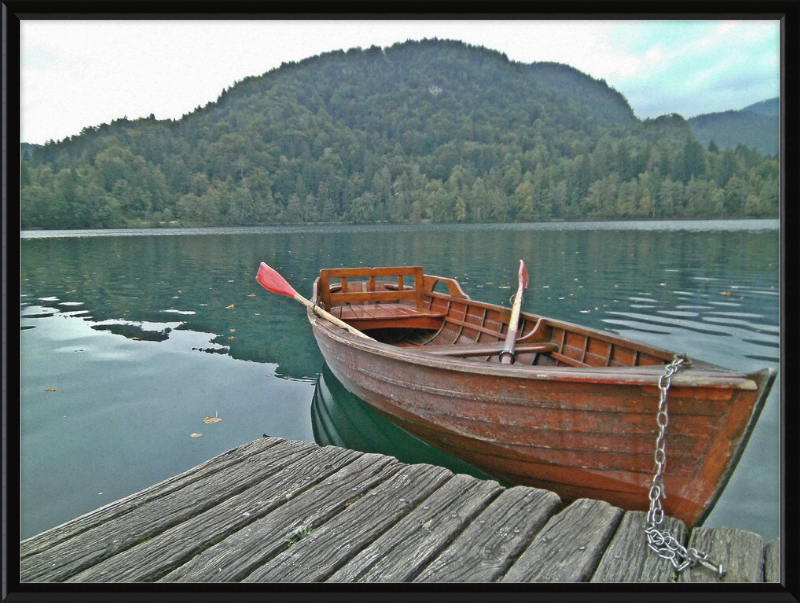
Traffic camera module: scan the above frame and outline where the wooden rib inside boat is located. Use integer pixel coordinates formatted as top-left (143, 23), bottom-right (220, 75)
top-left (307, 266), bottom-right (775, 529)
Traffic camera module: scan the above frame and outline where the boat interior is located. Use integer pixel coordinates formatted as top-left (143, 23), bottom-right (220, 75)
top-left (314, 266), bottom-right (674, 368)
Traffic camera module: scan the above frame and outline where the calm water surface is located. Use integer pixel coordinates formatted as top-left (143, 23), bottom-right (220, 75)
top-left (19, 220), bottom-right (781, 541)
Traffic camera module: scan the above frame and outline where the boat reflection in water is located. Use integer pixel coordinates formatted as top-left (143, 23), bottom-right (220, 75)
top-left (311, 363), bottom-right (496, 482)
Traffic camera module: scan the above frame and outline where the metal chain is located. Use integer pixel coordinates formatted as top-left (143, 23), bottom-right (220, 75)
top-left (645, 354), bottom-right (726, 578)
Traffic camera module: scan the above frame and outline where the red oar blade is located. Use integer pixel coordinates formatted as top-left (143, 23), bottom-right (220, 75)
top-left (256, 262), bottom-right (298, 298)
top-left (519, 260), bottom-right (529, 290)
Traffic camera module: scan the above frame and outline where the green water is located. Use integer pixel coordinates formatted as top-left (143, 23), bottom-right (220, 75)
top-left (19, 220), bottom-right (780, 541)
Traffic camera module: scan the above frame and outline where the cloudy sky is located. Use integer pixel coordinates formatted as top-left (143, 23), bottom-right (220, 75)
top-left (20, 19), bottom-right (780, 145)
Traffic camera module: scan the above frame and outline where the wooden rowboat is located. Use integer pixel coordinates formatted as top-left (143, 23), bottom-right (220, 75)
top-left (281, 264), bottom-right (774, 528)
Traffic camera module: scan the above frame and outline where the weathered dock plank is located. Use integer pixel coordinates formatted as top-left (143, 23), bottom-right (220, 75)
top-left (591, 511), bottom-right (688, 583)
top-left (18, 436), bottom-right (778, 585)
top-left (21, 437), bottom-right (315, 582)
top-left (327, 473), bottom-right (503, 582)
top-left (765, 538), bottom-right (781, 583)
top-left (678, 526), bottom-right (765, 583)
top-left (501, 498), bottom-right (624, 582)
top-left (20, 436), bottom-right (281, 559)
top-left (243, 463), bottom-right (454, 582)
top-left (414, 486), bottom-right (562, 583)
top-left (159, 451), bottom-right (400, 582)
top-left (67, 442), bottom-right (365, 582)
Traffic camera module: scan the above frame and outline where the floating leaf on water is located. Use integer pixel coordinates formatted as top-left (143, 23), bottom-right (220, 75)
top-left (203, 410), bottom-right (221, 424)
top-left (190, 433), bottom-right (203, 438)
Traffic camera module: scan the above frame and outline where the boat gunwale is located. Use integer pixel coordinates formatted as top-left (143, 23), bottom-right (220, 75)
top-left (308, 311), bottom-right (765, 390)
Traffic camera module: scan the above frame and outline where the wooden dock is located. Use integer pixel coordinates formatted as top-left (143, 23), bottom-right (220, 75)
top-left (20, 436), bottom-right (780, 584)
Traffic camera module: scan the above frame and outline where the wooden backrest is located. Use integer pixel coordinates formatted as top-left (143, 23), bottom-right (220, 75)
top-left (318, 266), bottom-right (425, 309)
top-left (421, 274), bottom-right (470, 299)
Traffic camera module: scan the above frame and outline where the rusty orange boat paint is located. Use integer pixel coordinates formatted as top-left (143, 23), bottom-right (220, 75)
top-left (307, 266), bottom-right (775, 529)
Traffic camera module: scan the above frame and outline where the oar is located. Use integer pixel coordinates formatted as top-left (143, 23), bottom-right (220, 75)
top-left (499, 259), bottom-right (529, 365)
top-left (256, 262), bottom-right (372, 340)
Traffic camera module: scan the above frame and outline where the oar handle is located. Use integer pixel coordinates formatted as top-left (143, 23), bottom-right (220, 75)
top-left (499, 311), bottom-right (523, 364)
top-left (500, 260), bottom-right (528, 365)
top-left (293, 293), bottom-right (372, 340)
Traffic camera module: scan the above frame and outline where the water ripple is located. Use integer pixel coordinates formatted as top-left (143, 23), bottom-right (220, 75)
top-left (701, 316), bottom-right (780, 334)
top-left (657, 310), bottom-right (700, 318)
top-left (601, 321), bottom-right (673, 336)
top-left (605, 311), bottom-right (735, 337)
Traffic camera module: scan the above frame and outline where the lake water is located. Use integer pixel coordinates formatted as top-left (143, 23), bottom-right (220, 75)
top-left (19, 220), bottom-right (781, 543)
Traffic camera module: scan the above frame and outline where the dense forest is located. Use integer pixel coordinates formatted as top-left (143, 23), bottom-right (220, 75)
top-left (21, 39), bottom-right (780, 229)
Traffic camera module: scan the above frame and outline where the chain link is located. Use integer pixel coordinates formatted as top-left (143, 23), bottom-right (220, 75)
top-left (645, 354), bottom-right (726, 578)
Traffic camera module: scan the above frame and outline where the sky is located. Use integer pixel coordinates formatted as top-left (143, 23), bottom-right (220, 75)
top-left (20, 19), bottom-right (780, 145)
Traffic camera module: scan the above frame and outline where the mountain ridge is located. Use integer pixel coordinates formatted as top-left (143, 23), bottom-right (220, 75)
top-left (688, 98), bottom-right (778, 156)
top-left (21, 39), bottom-right (779, 229)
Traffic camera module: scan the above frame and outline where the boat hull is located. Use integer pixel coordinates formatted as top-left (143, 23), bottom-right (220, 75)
top-left (310, 314), bottom-right (774, 528)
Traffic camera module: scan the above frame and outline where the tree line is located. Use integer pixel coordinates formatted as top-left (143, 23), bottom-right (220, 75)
top-left (21, 39), bottom-right (779, 229)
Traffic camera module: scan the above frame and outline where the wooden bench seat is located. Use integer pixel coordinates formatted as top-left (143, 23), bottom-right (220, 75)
top-left (419, 342), bottom-right (558, 358)
top-left (330, 303), bottom-right (446, 331)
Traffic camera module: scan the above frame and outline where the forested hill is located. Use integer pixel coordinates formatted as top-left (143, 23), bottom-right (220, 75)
top-left (21, 39), bottom-right (778, 229)
top-left (688, 98), bottom-right (779, 157)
